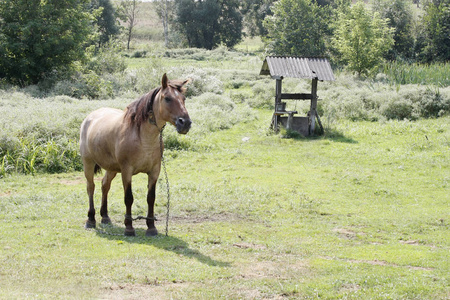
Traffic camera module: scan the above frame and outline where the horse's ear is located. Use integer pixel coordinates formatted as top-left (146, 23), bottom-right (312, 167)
top-left (180, 78), bottom-right (191, 94)
top-left (162, 73), bottom-right (168, 89)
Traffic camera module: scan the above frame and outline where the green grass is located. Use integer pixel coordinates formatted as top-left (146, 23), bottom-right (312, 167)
top-left (1, 115), bottom-right (449, 299)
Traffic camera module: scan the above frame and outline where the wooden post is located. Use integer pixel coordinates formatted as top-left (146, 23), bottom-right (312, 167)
top-left (309, 78), bottom-right (318, 135)
top-left (273, 77), bottom-right (283, 132)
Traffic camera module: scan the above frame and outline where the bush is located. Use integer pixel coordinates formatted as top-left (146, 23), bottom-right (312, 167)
top-left (169, 67), bottom-right (224, 97)
top-left (85, 41), bottom-right (127, 75)
top-left (187, 92), bottom-right (256, 132)
top-left (51, 72), bottom-right (114, 100)
top-left (320, 74), bottom-right (450, 121)
top-left (418, 87), bottom-right (450, 118)
top-left (249, 80), bottom-right (274, 109)
top-left (381, 98), bottom-right (415, 120)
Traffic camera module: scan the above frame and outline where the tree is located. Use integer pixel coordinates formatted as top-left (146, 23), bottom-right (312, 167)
top-left (332, 1), bottom-right (394, 76)
top-left (371, 0), bottom-right (415, 60)
top-left (90, 0), bottom-right (121, 47)
top-left (0, 0), bottom-right (94, 85)
top-left (118, 0), bottom-right (141, 50)
top-left (155, 0), bottom-right (174, 47)
top-left (241, 0), bottom-right (274, 37)
top-left (420, 0), bottom-right (450, 62)
top-left (173, 0), bottom-right (242, 49)
top-left (263, 0), bottom-right (331, 56)
top-left (217, 0), bottom-right (243, 48)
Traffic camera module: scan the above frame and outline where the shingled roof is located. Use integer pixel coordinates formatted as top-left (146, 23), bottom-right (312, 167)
top-left (260, 56), bottom-right (335, 81)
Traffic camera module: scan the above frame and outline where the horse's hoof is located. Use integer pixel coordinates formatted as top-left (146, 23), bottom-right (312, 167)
top-left (146, 228), bottom-right (158, 237)
top-left (101, 217), bottom-right (112, 225)
top-left (85, 220), bottom-right (96, 229)
top-left (124, 228), bottom-right (136, 236)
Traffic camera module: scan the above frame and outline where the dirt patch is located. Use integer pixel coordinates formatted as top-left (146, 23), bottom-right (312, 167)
top-left (233, 242), bottom-right (266, 250)
top-left (333, 228), bottom-right (365, 239)
top-left (0, 191), bottom-right (12, 197)
top-left (237, 256), bottom-right (310, 280)
top-left (399, 240), bottom-right (420, 245)
top-left (100, 281), bottom-right (192, 300)
top-left (339, 283), bottom-right (361, 293)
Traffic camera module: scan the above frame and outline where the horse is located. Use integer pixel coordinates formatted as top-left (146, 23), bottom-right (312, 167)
top-left (79, 74), bottom-right (191, 236)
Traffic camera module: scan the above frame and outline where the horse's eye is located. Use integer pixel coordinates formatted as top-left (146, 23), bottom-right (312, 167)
top-left (165, 97), bottom-right (171, 103)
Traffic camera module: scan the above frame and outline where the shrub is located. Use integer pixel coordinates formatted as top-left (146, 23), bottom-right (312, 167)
top-left (131, 50), bottom-right (148, 58)
top-left (187, 92), bottom-right (256, 132)
top-left (249, 80), bottom-right (274, 109)
top-left (85, 41), bottom-right (127, 75)
top-left (169, 67), bottom-right (224, 97)
top-left (230, 89), bottom-right (253, 104)
top-left (163, 132), bottom-right (192, 151)
top-left (418, 87), bottom-right (450, 118)
top-left (51, 72), bottom-right (114, 99)
top-left (381, 98), bottom-right (415, 120)
top-left (320, 74), bottom-right (450, 121)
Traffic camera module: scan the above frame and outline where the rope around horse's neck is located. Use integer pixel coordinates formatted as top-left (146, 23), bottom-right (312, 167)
top-left (148, 99), bottom-right (170, 236)
top-left (159, 125), bottom-right (171, 237)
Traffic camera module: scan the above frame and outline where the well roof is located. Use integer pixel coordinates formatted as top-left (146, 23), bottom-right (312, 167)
top-left (260, 56), bottom-right (335, 81)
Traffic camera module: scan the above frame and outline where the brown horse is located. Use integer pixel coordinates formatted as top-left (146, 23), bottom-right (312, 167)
top-left (80, 74), bottom-right (191, 236)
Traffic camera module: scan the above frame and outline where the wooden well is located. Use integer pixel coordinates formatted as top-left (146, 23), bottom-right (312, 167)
top-left (260, 56), bottom-right (335, 136)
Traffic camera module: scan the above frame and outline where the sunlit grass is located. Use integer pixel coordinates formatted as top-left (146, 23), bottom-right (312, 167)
top-left (1, 116), bottom-right (449, 298)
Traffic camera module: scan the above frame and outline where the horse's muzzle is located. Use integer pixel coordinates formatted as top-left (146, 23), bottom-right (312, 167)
top-left (176, 117), bottom-right (192, 134)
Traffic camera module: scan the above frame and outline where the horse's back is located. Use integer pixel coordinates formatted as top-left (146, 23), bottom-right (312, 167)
top-left (80, 108), bottom-right (124, 168)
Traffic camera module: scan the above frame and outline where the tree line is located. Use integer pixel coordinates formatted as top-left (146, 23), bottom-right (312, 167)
top-left (0, 0), bottom-right (448, 85)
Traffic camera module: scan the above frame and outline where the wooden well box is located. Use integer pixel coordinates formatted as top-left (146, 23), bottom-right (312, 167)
top-left (260, 56), bottom-right (335, 136)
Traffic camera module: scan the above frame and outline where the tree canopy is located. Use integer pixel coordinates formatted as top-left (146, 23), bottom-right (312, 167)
top-left (0, 0), bottom-right (94, 85)
top-left (332, 1), bottom-right (394, 76)
top-left (371, 0), bottom-right (415, 61)
top-left (90, 0), bottom-right (121, 47)
top-left (173, 0), bottom-right (243, 49)
top-left (263, 0), bottom-right (331, 56)
top-left (421, 0), bottom-right (450, 62)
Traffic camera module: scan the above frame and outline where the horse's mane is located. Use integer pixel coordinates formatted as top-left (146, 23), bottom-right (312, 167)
top-left (124, 87), bottom-right (161, 128)
top-left (123, 80), bottom-right (187, 128)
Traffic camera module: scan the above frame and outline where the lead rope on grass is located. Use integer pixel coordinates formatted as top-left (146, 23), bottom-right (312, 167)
top-left (159, 125), bottom-right (171, 236)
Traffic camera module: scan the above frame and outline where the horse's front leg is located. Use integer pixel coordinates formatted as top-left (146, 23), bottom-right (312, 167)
top-left (145, 176), bottom-right (158, 236)
top-left (122, 171), bottom-right (135, 236)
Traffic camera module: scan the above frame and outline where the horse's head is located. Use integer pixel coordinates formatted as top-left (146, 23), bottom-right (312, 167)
top-left (157, 73), bottom-right (191, 134)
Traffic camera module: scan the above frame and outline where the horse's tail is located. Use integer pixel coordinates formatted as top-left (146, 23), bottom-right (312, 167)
top-left (94, 164), bottom-right (102, 175)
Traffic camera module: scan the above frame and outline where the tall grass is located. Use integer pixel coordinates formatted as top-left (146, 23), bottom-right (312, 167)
top-left (382, 61), bottom-right (450, 87)
top-left (0, 137), bottom-right (81, 176)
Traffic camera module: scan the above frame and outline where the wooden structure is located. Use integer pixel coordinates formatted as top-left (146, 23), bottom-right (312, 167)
top-left (260, 56), bottom-right (335, 136)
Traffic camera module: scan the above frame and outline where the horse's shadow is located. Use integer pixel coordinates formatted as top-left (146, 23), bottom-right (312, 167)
top-left (93, 224), bottom-right (230, 267)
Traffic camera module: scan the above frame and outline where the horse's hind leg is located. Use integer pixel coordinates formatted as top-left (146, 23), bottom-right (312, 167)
top-left (83, 160), bottom-right (96, 229)
top-left (122, 170), bottom-right (135, 236)
top-left (145, 176), bottom-right (158, 236)
top-left (100, 171), bottom-right (117, 225)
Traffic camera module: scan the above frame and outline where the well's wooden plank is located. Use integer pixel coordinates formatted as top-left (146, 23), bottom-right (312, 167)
top-left (280, 93), bottom-right (313, 100)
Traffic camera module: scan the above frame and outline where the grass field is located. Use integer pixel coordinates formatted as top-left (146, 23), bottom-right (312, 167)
top-left (1, 110), bottom-right (449, 298)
